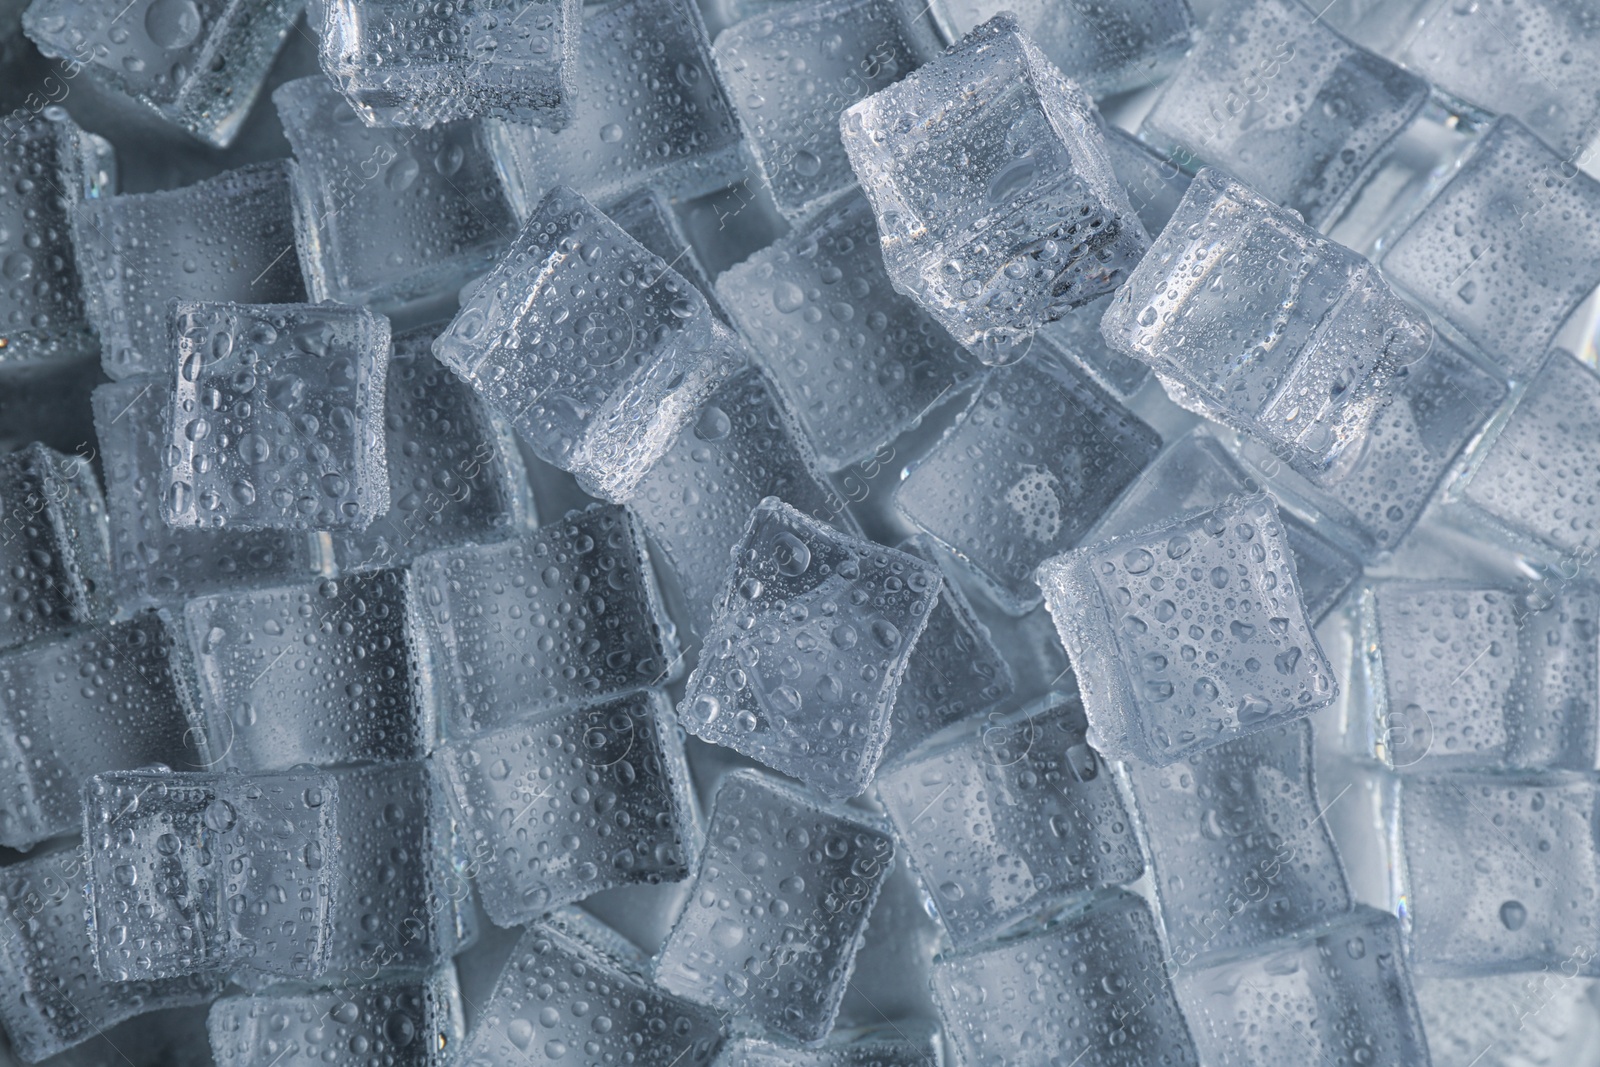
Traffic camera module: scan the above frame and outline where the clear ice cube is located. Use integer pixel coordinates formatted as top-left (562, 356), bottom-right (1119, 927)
top-left (604, 187), bottom-right (723, 316)
top-left (715, 1023), bottom-right (942, 1065)
top-left (0, 441), bottom-right (111, 651)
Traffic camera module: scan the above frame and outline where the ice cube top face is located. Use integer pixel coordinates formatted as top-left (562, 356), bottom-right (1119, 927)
top-left (0, 848), bottom-right (221, 1062)
top-left (714, 0), bottom-right (945, 222)
top-left (840, 15), bottom-right (1150, 361)
top-left (680, 498), bottom-right (942, 799)
top-left (1382, 117), bottom-right (1600, 376)
top-left (409, 504), bottom-right (675, 736)
top-left (717, 190), bottom-right (979, 471)
top-left (73, 161), bottom-right (308, 381)
top-left (1175, 907), bottom-right (1428, 1067)
top-left (0, 442), bottom-right (110, 652)
top-left (1039, 494), bottom-right (1338, 767)
top-left (896, 358), bottom-right (1161, 612)
top-left (273, 76), bottom-right (518, 309)
top-left (1127, 720), bottom-right (1353, 963)
top-left (1102, 168), bottom-right (1428, 478)
top-left (320, 0), bottom-right (581, 127)
top-left (655, 770), bottom-right (896, 1044)
top-left (83, 768), bottom-right (341, 983)
top-left (1140, 0), bottom-right (1427, 228)
top-left (21, 0), bottom-right (300, 146)
top-left (877, 694), bottom-right (1143, 948)
top-left (457, 920), bottom-right (724, 1067)
top-left (181, 569), bottom-right (428, 772)
top-left (932, 889), bottom-right (1199, 1067)
top-left (1363, 583), bottom-right (1600, 773)
top-left (163, 301), bottom-right (392, 533)
top-left (435, 687), bottom-right (698, 927)
top-left (1400, 771), bottom-right (1600, 975)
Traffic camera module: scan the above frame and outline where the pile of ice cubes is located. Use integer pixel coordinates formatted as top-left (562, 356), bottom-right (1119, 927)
top-left (3, 0), bottom-right (1600, 1061)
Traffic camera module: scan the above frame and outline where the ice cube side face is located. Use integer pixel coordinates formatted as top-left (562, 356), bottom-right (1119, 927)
top-left (320, 0), bottom-right (581, 128)
top-left (679, 498), bottom-right (942, 798)
top-left (1037, 494), bottom-right (1338, 767)
top-left (0, 442), bottom-right (111, 651)
top-left (1382, 117), bottom-right (1600, 375)
top-left (655, 770), bottom-right (896, 1043)
top-left (163, 301), bottom-right (391, 533)
top-left (840, 15), bottom-right (1150, 364)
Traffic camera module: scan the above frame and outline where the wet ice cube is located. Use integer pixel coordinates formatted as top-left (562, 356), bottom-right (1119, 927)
top-left (1037, 493), bottom-right (1338, 767)
top-left (0, 441), bottom-right (111, 651)
top-left (434, 687), bottom-right (698, 926)
top-left (1382, 117), bottom-right (1600, 375)
top-left (1414, 970), bottom-right (1600, 1067)
top-left (679, 498), bottom-right (942, 799)
top-left (877, 693), bottom-right (1143, 947)
top-left (432, 186), bottom-right (744, 502)
top-left (1139, 0), bottom-right (1427, 227)
top-left (73, 160), bottom-right (307, 379)
top-left (84, 767), bottom-right (341, 982)
top-left (605, 187), bottom-right (723, 316)
top-left (319, 0), bottom-right (580, 127)
top-left (408, 504), bottom-right (675, 735)
top-left (895, 357), bottom-right (1160, 612)
top-left (274, 75), bottom-right (518, 310)
top-left (714, 0), bottom-right (944, 222)
top-left (1102, 167), bottom-right (1430, 479)
top-left (717, 189), bottom-right (979, 470)
top-left (179, 569), bottom-right (429, 771)
top-left (932, 889), bottom-right (1198, 1067)
top-left (1126, 720), bottom-right (1353, 962)
top-left (163, 301), bottom-right (391, 532)
top-left (655, 770), bottom-right (896, 1044)
top-left (715, 1024), bottom-right (942, 1065)
top-left (840, 14), bottom-right (1150, 363)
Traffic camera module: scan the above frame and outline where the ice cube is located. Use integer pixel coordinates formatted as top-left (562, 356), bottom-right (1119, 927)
top-left (0, 441), bottom-right (111, 651)
top-left (1103, 124), bottom-right (1191, 238)
top-left (714, 1023), bottom-right (942, 1065)
top-left (319, 0), bottom-right (580, 127)
top-left (432, 186), bottom-right (745, 502)
top-left (716, 189), bottom-right (979, 470)
top-left (162, 300), bottom-right (391, 532)
top-left (179, 569), bottom-right (429, 771)
top-left (84, 767), bottom-right (341, 982)
top-left (1037, 493), bottom-right (1338, 767)
top-left (1381, 116), bottom-right (1600, 376)
top-left (434, 687), bottom-right (698, 926)
top-left (408, 504), bottom-right (676, 735)
top-left (840, 14), bottom-right (1150, 363)
top-left (895, 357), bottom-right (1161, 612)
top-left (877, 693), bottom-right (1143, 947)
top-left (1102, 167), bottom-right (1431, 479)
top-left (605, 187), bottom-right (723, 316)
top-left (655, 770), bottom-right (896, 1043)
top-left (73, 161), bottom-right (307, 380)
top-left (1034, 297), bottom-right (1151, 400)
top-left (1414, 970), bottom-right (1600, 1067)
top-left (679, 498), bottom-right (942, 798)
top-left (713, 0), bottom-right (944, 222)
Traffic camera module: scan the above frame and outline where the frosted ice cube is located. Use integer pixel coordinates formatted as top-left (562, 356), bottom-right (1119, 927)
top-left (1139, 0), bottom-right (1427, 227)
top-left (655, 770), bottom-right (896, 1044)
top-left (840, 14), bottom-right (1150, 363)
top-left (432, 186), bottom-right (744, 502)
top-left (1102, 167), bottom-right (1430, 479)
top-left (713, 0), bottom-right (944, 222)
top-left (319, 0), bottom-right (579, 127)
top-left (1361, 582), bottom-right (1600, 772)
top-left (408, 504), bottom-right (676, 735)
top-left (1382, 116), bottom-right (1600, 375)
top-left (932, 889), bottom-right (1198, 1067)
top-left (1126, 720), bottom-right (1353, 963)
top-left (0, 612), bottom-right (198, 850)
top-left (434, 687), bottom-right (698, 926)
top-left (1037, 493), bottom-right (1338, 767)
top-left (274, 75), bottom-right (519, 309)
top-left (679, 498), bottom-right (942, 798)
top-left (895, 357), bottom-right (1161, 612)
top-left (0, 441), bottom-right (111, 651)
top-left (162, 300), bottom-right (391, 532)
top-left (84, 767), bottom-right (341, 982)
top-left (716, 189), bottom-right (979, 469)
top-left (877, 693), bottom-right (1143, 947)
top-left (73, 161), bottom-right (307, 379)
top-left (629, 366), bottom-right (852, 635)
top-left (179, 569), bottom-right (429, 771)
